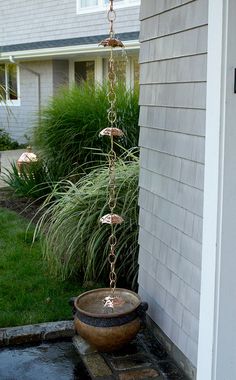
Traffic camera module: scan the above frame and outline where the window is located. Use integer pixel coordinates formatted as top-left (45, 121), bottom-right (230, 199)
top-left (0, 63), bottom-right (20, 105)
top-left (77, 0), bottom-right (140, 14)
top-left (70, 56), bottom-right (139, 88)
top-left (75, 61), bottom-right (95, 84)
top-left (103, 55), bottom-right (139, 88)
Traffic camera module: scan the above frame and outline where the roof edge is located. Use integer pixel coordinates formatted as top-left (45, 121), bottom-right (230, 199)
top-left (1, 32), bottom-right (139, 53)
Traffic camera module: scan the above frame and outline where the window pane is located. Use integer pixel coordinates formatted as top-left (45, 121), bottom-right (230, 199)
top-left (7, 64), bottom-right (18, 100)
top-left (0, 65), bottom-right (6, 100)
top-left (81, 0), bottom-right (98, 7)
top-left (75, 61), bottom-right (95, 84)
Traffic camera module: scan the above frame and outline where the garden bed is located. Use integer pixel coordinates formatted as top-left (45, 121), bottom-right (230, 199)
top-left (0, 187), bottom-right (41, 222)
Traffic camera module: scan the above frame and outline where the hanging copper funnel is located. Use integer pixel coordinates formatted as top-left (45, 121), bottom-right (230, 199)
top-left (99, 37), bottom-right (124, 48)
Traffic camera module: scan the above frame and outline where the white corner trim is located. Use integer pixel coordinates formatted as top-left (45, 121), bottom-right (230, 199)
top-left (197, 0), bottom-right (225, 377)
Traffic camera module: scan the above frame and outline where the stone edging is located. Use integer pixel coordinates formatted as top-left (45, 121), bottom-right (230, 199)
top-left (0, 320), bottom-right (74, 347)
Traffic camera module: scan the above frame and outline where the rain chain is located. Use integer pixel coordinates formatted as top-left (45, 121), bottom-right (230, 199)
top-left (99, 0), bottom-right (125, 307)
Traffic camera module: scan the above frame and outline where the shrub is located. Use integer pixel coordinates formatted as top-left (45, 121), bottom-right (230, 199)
top-left (34, 156), bottom-right (139, 290)
top-left (0, 129), bottom-right (20, 151)
top-left (34, 82), bottom-right (139, 181)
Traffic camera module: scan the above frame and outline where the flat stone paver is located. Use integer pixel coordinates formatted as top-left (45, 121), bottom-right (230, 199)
top-left (73, 328), bottom-right (188, 380)
top-left (0, 320), bottom-right (74, 346)
top-left (0, 149), bottom-right (24, 187)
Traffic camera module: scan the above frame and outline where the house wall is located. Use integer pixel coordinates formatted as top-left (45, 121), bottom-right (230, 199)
top-left (0, 1), bottom-right (139, 143)
top-left (138, 0), bottom-right (208, 368)
top-left (0, 0), bottom-right (140, 46)
top-left (0, 61), bottom-right (53, 143)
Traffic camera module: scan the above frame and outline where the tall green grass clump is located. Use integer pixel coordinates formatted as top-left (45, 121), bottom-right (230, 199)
top-left (3, 160), bottom-right (52, 199)
top-left (34, 82), bottom-right (139, 181)
top-left (34, 156), bottom-right (139, 290)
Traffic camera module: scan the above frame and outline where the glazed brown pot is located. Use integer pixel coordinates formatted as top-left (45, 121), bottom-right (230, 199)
top-left (73, 288), bottom-right (148, 352)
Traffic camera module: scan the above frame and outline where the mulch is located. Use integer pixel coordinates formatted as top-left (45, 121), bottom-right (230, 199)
top-left (0, 187), bottom-right (42, 222)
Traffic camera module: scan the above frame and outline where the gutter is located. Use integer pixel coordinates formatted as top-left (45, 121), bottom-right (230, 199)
top-left (0, 40), bottom-right (140, 61)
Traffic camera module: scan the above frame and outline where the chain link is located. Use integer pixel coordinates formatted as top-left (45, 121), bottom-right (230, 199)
top-left (107, 0), bottom-right (115, 37)
top-left (107, 0), bottom-right (118, 294)
top-left (98, 0), bottom-right (125, 295)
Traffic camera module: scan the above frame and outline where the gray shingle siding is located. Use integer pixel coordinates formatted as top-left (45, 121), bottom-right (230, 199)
top-left (0, 1), bottom-right (140, 46)
top-left (0, 61), bottom-right (53, 143)
top-left (138, 0), bottom-right (207, 367)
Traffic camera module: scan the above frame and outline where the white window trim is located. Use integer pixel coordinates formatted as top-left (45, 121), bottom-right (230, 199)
top-left (77, 0), bottom-right (140, 14)
top-left (0, 64), bottom-right (20, 107)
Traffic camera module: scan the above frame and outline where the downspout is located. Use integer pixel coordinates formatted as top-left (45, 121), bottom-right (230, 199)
top-left (9, 55), bottom-right (41, 118)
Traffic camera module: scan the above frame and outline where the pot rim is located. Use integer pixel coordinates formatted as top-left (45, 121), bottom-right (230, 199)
top-left (74, 287), bottom-right (141, 319)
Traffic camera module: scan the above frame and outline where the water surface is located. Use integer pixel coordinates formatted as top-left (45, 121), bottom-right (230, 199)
top-left (0, 341), bottom-right (90, 380)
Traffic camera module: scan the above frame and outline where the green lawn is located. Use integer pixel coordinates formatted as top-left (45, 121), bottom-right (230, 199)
top-left (0, 207), bottom-right (84, 328)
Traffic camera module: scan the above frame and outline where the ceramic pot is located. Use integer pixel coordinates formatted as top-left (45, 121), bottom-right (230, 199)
top-left (73, 288), bottom-right (148, 352)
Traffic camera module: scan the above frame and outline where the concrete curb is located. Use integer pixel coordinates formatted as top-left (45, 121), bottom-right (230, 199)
top-left (0, 320), bottom-right (74, 347)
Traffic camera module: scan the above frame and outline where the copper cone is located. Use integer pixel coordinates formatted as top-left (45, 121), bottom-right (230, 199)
top-left (100, 214), bottom-right (124, 225)
top-left (99, 37), bottom-right (124, 48)
top-left (100, 128), bottom-right (124, 137)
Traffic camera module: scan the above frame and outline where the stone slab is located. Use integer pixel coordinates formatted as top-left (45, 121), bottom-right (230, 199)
top-left (118, 368), bottom-right (160, 379)
top-left (83, 353), bottom-right (113, 378)
top-left (110, 353), bottom-right (152, 371)
top-left (0, 320), bottom-right (74, 346)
